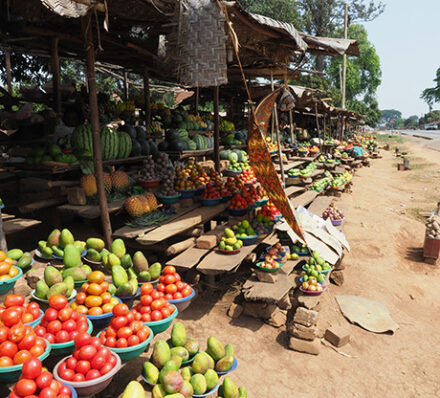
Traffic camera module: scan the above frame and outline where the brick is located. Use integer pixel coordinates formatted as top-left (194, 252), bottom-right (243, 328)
top-left (293, 307), bottom-right (318, 327)
top-left (227, 303), bottom-right (243, 319)
top-left (255, 270), bottom-right (278, 284)
top-left (288, 337), bottom-right (320, 355)
top-left (277, 294), bottom-right (292, 310)
top-left (288, 322), bottom-right (317, 341)
top-left (324, 326), bottom-right (350, 347)
top-left (266, 308), bottom-right (287, 328)
top-left (296, 295), bottom-right (321, 311)
top-left (196, 235), bottom-right (217, 249)
top-left (330, 270), bottom-right (344, 286)
top-left (243, 301), bottom-right (277, 320)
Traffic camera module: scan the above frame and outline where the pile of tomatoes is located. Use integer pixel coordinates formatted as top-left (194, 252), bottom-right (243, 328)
top-left (57, 332), bottom-right (117, 382)
top-left (0, 250), bottom-right (20, 282)
top-left (229, 193), bottom-right (249, 210)
top-left (132, 283), bottom-right (176, 323)
top-left (10, 357), bottom-right (72, 398)
top-left (0, 294), bottom-right (41, 325)
top-left (98, 303), bottom-right (151, 348)
top-left (34, 295), bottom-right (89, 345)
top-left (157, 266), bottom-right (193, 301)
top-left (71, 271), bottom-right (119, 316)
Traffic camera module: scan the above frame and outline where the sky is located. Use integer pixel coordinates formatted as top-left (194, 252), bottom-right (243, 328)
top-left (363, 0), bottom-right (440, 118)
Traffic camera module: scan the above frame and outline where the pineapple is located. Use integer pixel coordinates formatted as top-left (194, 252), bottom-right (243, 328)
top-left (102, 173), bottom-right (112, 193)
top-left (144, 193), bottom-right (158, 211)
top-left (80, 174), bottom-right (97, 197)
top-left (138, 195), bottom-right (151, 214)
top-left (111, 171), bottom-right (130, 192)
top-left (124, 196), bottom-right (144, 217)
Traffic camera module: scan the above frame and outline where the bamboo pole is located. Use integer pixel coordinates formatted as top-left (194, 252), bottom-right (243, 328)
top-left (213, 86), bottom-right (220, 172)
top-left (51, 37), bottom-right (61, 114)
top-left (143, 68), bottom-right (151, 126)
top-left (5, 48), bottom-right (12, 95)
top-left (314, 102), bottom-right (321, 151)
top-left (81, 15), bottom-right (113, 247)
top-left (289, 110), bottom-right (294, 145)
top-left (123, 71), bottom-right (129, 101)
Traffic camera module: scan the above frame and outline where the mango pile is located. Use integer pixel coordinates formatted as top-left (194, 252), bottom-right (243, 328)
top-left (38, 228), bottom-right (85, 259)
top-left (219, 228), bottom-right (243, 251)
top-left (5, 248), bottom-right (33, 269)
top-left (34, 265), bottom-right (78, 300)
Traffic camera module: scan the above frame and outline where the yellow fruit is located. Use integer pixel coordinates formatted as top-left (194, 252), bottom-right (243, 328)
top-left (81, 174), bottom-right (97, 197)
top-left (138, 196), bottom-right (151, 214)
top-left (111, 171), bottom-right (130, 192)
top-left (144, 193), bottom-right (158, 211)
top-left (124, 196), bottom-right (144, 217)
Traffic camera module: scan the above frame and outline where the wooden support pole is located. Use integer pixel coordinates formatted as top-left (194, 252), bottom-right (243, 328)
top-left (314, 103), bottom-right (322, 150)
top-left (289, 109), bottom-right (294, 145)
top-left (270, 70), bottom-right (284, 182)
top-left (143, 68), bottom-right (151, 126)
top-left (195, 87), bottom-right (199, 115)
top-left (5, 48), bottom-right (12, 95)
top-left (81, 15), bottom-right (113, 248)
top-left (123, 71), bottom-right (129, 101)
top-left (213, 86), bottom-right (220, 172)
top-left (51, 37), bottom-right (61, 114)
top-left (0, 209), bottom-right (7, 252)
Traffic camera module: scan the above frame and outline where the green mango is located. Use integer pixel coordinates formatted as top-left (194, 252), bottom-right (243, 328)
top-left (128, 277), bottom-right (138, 296)
top-left (16, 252), bottom-right (32, 269)
top-left (215, 355), bottom-right (233, 373)
top-left (115, 282), bottom-right (134, 298)
top-left (35, 280), bottom-right (49, 299)
top-left (86, 237), bottom-right (105, 251)
top-left (74, 241), bottom-right (86, 254)
top-left (184, 339), bottom-right (199, 356)
top-left (63, 244), bottom-right (82, 268)
top-left (112, 265), bottom-right (128, 288)
top-left (206, 336), bottom-right (225, 361)
top-left (180, 366), bottom-right (193, 382)
top-left (38, 240), bottom-right (47, 251)
top-left (171, 322), bottom-right (187, 347)
top-left (225, 344), bottom-right (235, 357)
top-left (127, 267), bottom-right (137, 280)
top-left (44, 265), bottom-right (63, 287)
top-left (152, 340), bottom-right (171, 369)
top-left (138, 271), bottom-right (151, 282)
top-left (80, 264), bottom-right (92, 275)
top-left (108, 283), bottom-right (117, 295)
top-left (159, 360), bottom-right (180, 384)
top-left (47, 229), bottom-right (61, 247)
top-left (190, 374), bottom-right (207, 395)
top-left (152, 384), bottom-right (167, 398)
top-left (149, 262), bottom-right (162, 280)
top-left (111, 238), bottom-right (126, 258)
top-left (59, 228), bottom-right (74, 249)
top-left (222, 377), bottom-right (238, 398)
top-left (108, 253), bottom-right (121, 267)
top-left (170, 347), bottom-right (189, 362)
top-left (6, 249), bottom-right (23, 261)
top-left (204, 369), bottom-right (219, 390)
top-left (64, 276), bottom-right (74, 297)
top-left (52, 246), bottom-right (64, 258)
top-left (179, 380), bottom-right (194, 398)
top-left (192, 352), bottom-right (211, 375)
top-left (62, 267), bottom-right (86, 281)
top-left (238, 386), bottom-right (247, 397)
top-left (86, 248), bottom-right (101, 262)
top-left (121, 381), bottom-right (145, 398)
top-left (143, 361), bottom-right (160, 385)
top-left (47, 282), bottom-right (67, 298)
top-left (42, 246), bottom-right (53, 258)
top-left (133, 251), bottom-right (149, 273)
top-left (170, 355), bottom-right (182, 369)
top-left (121, 254), bottom-right (133, 269)
top-left (101, 248), bottom-right (110, 257)
top-left (102, 252), bottom-right (110, 268)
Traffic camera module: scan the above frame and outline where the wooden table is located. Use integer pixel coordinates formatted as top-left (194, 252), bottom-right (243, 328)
top-left (57, 200), bottom-right (125, 220)
top-left (291, 190), bottom-right (319, 208)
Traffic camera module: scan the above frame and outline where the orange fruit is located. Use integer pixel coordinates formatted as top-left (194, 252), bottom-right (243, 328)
top-left (100, 292), bottom-right (111, 304)
top-left (88, 271), bottom-right (105, 284)
top-left (71, 302), bottom-right (78, 310)
top-left (0, 262), bottom-right (11, 276)
top-left (88, 307), bottom-right (103, 316)
top-left (76, 305), bottom-right (88, 315)
top-left (3, 257), bottom-right (12, 265)
top-left (100, 281), bottom-right (109, 292)
top-left (81, 282), bottom-right (89, 293)
top-left (0, 251), bottom-right (5, 262)
top-left (109, 298), bottom-right (119, 306)
top-left (85, 295), bottom-right (103, 308)
top-left (102, 303), bottom-right (114, 313)
top-left (86, 283), bottom-right (103, 296)
top-left (8, 267), bottom-right (19, 278)
top-left (0, 275), bottom-right (10, 281)
top-left (75, 292), bottom-right (87, 305)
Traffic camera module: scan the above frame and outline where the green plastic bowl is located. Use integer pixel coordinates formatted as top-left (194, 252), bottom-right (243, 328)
top-left (155, 193), bottom-right (181, 205)
top-left (74, 279), bottom-right (87, 288)
top-left (0, 339), bottom-right (51, 382)
top-left (144, 305), bottom-right (178, 335)
top-left (0, 266), bottom-right (22, 295)
top-left (50, 318), bottom-right (93, 356)
top-left (97, 325), bottom-right (153, 363)
top-left (31, 289), bottom-right (77, 311)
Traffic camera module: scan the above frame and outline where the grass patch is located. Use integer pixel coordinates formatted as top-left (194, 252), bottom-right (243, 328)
top-left (376, 134), bottom-right (406, 144)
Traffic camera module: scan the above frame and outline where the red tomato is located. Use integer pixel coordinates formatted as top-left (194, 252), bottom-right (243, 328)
top-left (130, 320), bottom-right (143, 333)
top-left (36, 371), bottom-right (53, 390)
top-left (86, 369), bottom-right (101, 380)
top-left (5, 295), bottom-right (25, 308)
top-left (77, 321), bottom-right (89, 333)
top-left (39, 387), bottom-right (58, 398)
top-left (140, 295), bottom-right (153, 306)
top-left (151, 311), bottom-right (163, 321)
top-left (127, 335), bottom-right (140, 347)
top-left (108, 354), bottom-right (117, 366)
top-left (141, 313), bottom-right (151, 323)
top-left (89, 337), bottom-right (101, 350)
top-left (2, 307), bottom-right (21, 327)
top-left (161, 307), bottom-right (171, 319)
top-left (8, 324), bottom-right (25, 343)
top-left (44, 333), bottom-right (55, 344)
top-left (58, 307), bottom-right (73, 322)
top-left (104, 336), bottom-right (116, 348)
top-left (14, 378), bottom-right (37, 396)
top-left (72, 373), bottom-right (85, 382)
top-left (174, 273), bottom-right (181, 282)
top-left (49, 379), bottom-right (61, 393)
top-left (69, 331), bottom-right (79, 341)
top-left (117, 327), bottom-right (132, 339)
top-left (59, 384), bottom-right (71, 396)
top-left (112, 303), bottom-right (129, 317)
top-left (22, 313), bottom-right (34, 324)
top-left (133, 311), bottom-right (142, 321)
top-left (137, 329), bottom-right (148, 342)
top-left (74, 332), bottom-right (92, 348)
top-left (164, 274), bottom-right (176, 285)
top-left (111, 316), bottom-right (127, 330)
top-left (29, 345), bottom-right (44, 357)
top-left (140, 283), bottom-right (154, 296)
top-left (182, 287), bottom-right (193, 297)
top-left (173, 292), bottom-right (183, 300)
top-left (55, 330), bottom-right (70, 343)
top-left (163, 266), bottom-right (176, 275)
top-left (165, 284), bottom-right (177, 295)
top-left (47, 320), bottom-right (62, 335)
top-left (164, 294), bottom-right (173, 300)
top-left (175, 281), bottom-right (185, 292)
top-left (79, 345), bottom-right (97, 361)
top-left (44, 308), bottom-right (58, 323)
top-left (14, 349), bottom-right (32, 364)
top-left (71, 310), bottom-right (80, 321)
top-left (140, 306), bottom-right (151, 315)
top-left (157, 283), bottom-right (166, 293)
top-left (0, 356), bottom-right (14, 366)
top-left (106, 326), bottom-right (117, 338)
top-left (151, 299), bottom-right (164, 311)
top-left (0, 340), bottom-right (18, 358)
top-left (90, 354), bottom-right (106, 370)
top-left (0, 325), bottom-right (8, 343)
top-left (150, 290), bottom-right (161, 301)
top-left (126, 311), bottom-right (134, 324)
top-left (76, 360), bottom-right (91, 375)
top-left (62, 319), bottom-right (77, 333)
top-left (22, 357), bottom-right (42, 379)
top-left (48, 295), bottom-right (68, 311)
top-left (100, 362), bottom-right (114, 375)
top-left (58, 366), bottom-right (75, 381)
top-left (66, 357), bottom-right (77, 370)
top-left (18, 333), bottom-right (36, 351)
top-left (116, 338), bottom-right (128, 348)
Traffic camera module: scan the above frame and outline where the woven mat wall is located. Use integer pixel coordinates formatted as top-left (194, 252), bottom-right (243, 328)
top-left (168, 0), bottom-right (228, 87)
top-left (40, 0), bottom-right (89, 18)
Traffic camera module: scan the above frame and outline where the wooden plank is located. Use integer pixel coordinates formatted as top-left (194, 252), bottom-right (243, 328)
top-left (4, 218), bottom-right (41, 235)
top-left (19, 197), bottom-right (67, 214)
top-left (284, 185), bottom-right (306, 198)
top-left (291, 190), bottom-right (319, 208)
top-left (275, 160), bottom-right (307, 173)
top-left (136, 203), bottom-right (228, 246)
top-left (307, 196), bottom-right (333, 216)
top-left (167, 247), bottom-right (210, 270)
top-left (113, 203), bottom-right (200, 239)
top-left (57, 200), bottom-right (124, 220)
top-left (310, 169), bottom-right (325, 179)
top-left (1, 213), bottom-right (15, 221)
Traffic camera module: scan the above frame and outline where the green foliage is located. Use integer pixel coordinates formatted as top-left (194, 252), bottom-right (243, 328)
top-left (419, 110), bottom-right (440, 126)
top-left (0, 51), bottom-right (49, 86)
top-left (403, 115), bottom-right (418, 129)
top-left (381, 109), bottom-right (402, 123)
top-left (238, 0), bottom-right (302, 26)
top-left (421, 68), bottom-right (440, 110)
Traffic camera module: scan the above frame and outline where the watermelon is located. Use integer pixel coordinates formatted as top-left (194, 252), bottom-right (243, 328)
top-left (118, 132), bottom-right (132, 158)
top-left (140, 141), bottom-right (150, 156)
top-left (220, 150), bottom-right (230, 160)
top-left (136, 126), bottom-right (146, 140)
top-left (181, 140), bottom-right (189, 151)
top-left (178, 129), bottom-right (188, 139)
top-left (126, 125), bottom-right (137, 139)
top-left (131, 140), bottom-right (142, 156)
top-left (166, 129), bottom-right (180, 142)
top-left (72, 124), bottom-right (93, 153)
top-left (101, 127), bottom-right (119, 160)
top-left (232, 149), bottom-right (243, 162)
top-left (187, 139), bottom-right (197, 151)
top-left (158, 141), bottom-right (169, 151)
top-left (228, 151), bottom-right (238, 163)
top-left (194, 134), bottom-right (205, 150)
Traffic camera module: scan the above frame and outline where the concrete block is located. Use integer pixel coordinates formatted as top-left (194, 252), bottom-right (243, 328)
top-left (293, 307), bottom-right (318, 327)
top-left (196, 235), bottom-right (217, 249)
top-left (277, 294), bottom-right (292, 310)
top-left (227, 303), bottom-right (243, 319)
top-left (324, 326), bottom-right (350, 347)
top-left (288, 337), bottom-right (320, 355)
top-left (288, 322), bottom-right (318, 341)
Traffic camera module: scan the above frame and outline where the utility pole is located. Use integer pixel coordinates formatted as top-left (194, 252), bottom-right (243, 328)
top-left (341, 3), bottom-right (348, 109)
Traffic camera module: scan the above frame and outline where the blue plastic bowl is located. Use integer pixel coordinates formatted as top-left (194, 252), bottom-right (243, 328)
top-left (166, 289), bottom-right (195, 313)
top-left (97, 325), bottom-right (153, 363)
top-left (255, 261), bottom-right (283, 273)
top-left (83, 296), bottom-right (122, 329)
top-left (228, 208), bottom-right (249, 217)
top-left (144, 304), bottom-right (178, 335)
top-left (53, 249), bottom-right (86, 260)
top-left (237, 235), bottom-right (259, 246)
top-left (182, 351), bottom-right (198, 366)
top-left (254, 198), bottom-right (269, 208)
top-left (155, 193), bottom-right (181, 205)
top-left (216, 357), bottom-right (238, 376)
top-left (0, 339), bottom-right (51, 382)
top-left (193, 383), bottom-right (220, 397)
top-left (271, 214), bottom-right (282, 222)
top-left (177, 189), bottom-right (198, 198)
top-left (50, 319), bottom-right (93, 356)
top-left (0, 266), bottom-right (22, 295)
top-left (140, 373), bottom-right (156, 387)
top-left (26, 309), bottom-right (44, 328)
top-left (200, 197), bottom-right (221, 206)
top-left (138, 279), bottom-right (159, 287)
top-left (74, 279), bottom-right (87, 288)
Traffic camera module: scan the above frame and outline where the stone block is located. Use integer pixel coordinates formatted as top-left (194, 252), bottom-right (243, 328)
top-left (288, 337), bottom-right (320, 355)
top-left (324, 326), bottom-right (350, 347)
top-left (330, 270), bottom-right (344, 286)
top-left (296, 295), bottom-right (321, 311)
top-left (227, 303), bottom-right (243, 319)
top-left (288, 322), bottom-right (318, 341)
top-left (255, 271), bottom-right (278, 284)
top-left (293, 307), bottom-right (318, 327)
top-left (266, 308), bottom-right (287, 328)
top-left (243, 301), bottom-right (277, 320)
top-left (277, 294), bottom-right (292, 310)
top-left (196, 235), bottom-right (217, 249)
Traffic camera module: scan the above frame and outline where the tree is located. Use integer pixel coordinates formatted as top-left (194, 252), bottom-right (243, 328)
top-left (238, 0), bottom-right (301, 26)
top-left (419, 110), bottom-right (440, 126)
top-left (404, 115), bottom-right (418, 129)
top-left (421, 67), bottom-right (440, 110)
top-left (380, 109), bottom-right (402, 124)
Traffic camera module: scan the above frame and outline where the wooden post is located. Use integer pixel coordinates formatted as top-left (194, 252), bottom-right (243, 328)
top-left (143, 68), bottom-right (151, 126)
top-left (51, 37), bottom-right (61, 114)
top-left (213, 86), bottom-right (220, 172)
top-left (314, 102), bottom-right (321, 150)
top-left (5, 49), bottom-right (12, 95)
top-left (81, 15), bottom-right (113, 248)
top-left (0, 209), bottom-right (7, 252)
top-left (195, 87), bottom-right (199, 115)
top-left (289, 109), bottom-right (294, 145)
top-left (341, 3), bottom-right (348, 109)
top-left (123, 71), bottom-right (129, 101)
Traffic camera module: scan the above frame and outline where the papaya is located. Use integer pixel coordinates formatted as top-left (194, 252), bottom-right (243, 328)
top-left (215, 355), bottom-right (233, 373)
top-left (17, 252), bottom-right (32, 269)
top-left (6, 249), bottom-right (23, 261)
top-left (152, 384), bottom-right (167, 398)
top-left (152, 340), bottom-right (171, 369)
top-left (86, 248), bottom-right (101, 262)
top-left (138, 270), bottom-right (151, 282)
top-left (171, 322), bottom-right (187, 347)
top-left (52, 246), bottom-right (64, 258)
top-left (112, 265), bottom-right (128, 287)
top-left (184, 338), bottom-right (199, 356)
top-left (170, 346), bottom-right (189, 361)
top-left (62, 267), bottom-right (86, 281)
top-left (47, 282), bottom-right (68, 298)
top-left (35, 280), bottom-right (49, 299)
top-left (180, 366), bottom-right (193, 382)
top-left (47, 229), bottom-right (61, 247)
top-left (190, 373), bottom-right (207, 395)
top-left (121, 381), bottom-right (145, 398)
top-left (108, 253), bottom-right (121, 267)
top-left (143, 361), bottom-right (159, 385)
top-left (192, 352), bottom-right (211, 375)
top-left (64, 276), bottom-right (74, 297)
top-left (206, 336), bottom-right (225, 361)
top-left (63, 244), bottom-right (82, 268)
top-left (204, 369), bottom-right (219, 390)
top-left (86, 237), bottom-right (105, 251)
top-left (38, 240), bottom-right (47, 252)
top-left (108, 283), bottom-right (117, 295)
top-left (159, 360), bottom-right (180, 384)
top-left (121, 254), bottom-right (133, 269)
top-left (238, 386), bottom-right (247, 397)
top-left (133, 251), bottom-right (149, 273)
top-left (115, 282), bottom-right (134, 298)
top-left (225, 343), bottom-right (235, 357)
top-left (59, 228), bottom-right (74, 249)
top-left (80, 264), bottom-right (92, 275)
top-left (111, 238), bottom-right (126, 258)
top-left (42, 246), bottom-right (53, 258)
top-left (162, 370), bottom-right (184, 394)
top-left (74, 240), bottom-right (86, 254)
top-left (222, 377), bottom-right (238, 398)
top-left (179, 381), bottom-right (194, 398)
top-left (149, 262), bottom-right (162, 280)
top-left (44, 266), bottom-right (63, 287)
